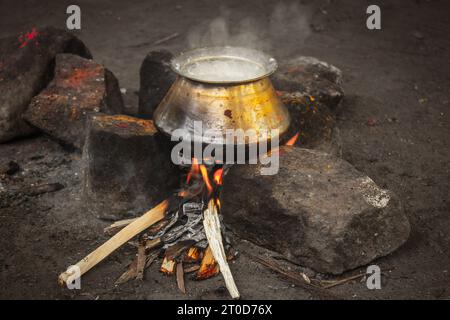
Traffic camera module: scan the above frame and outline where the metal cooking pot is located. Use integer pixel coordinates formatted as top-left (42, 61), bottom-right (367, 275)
top-left (153, 46), bottom-right (291, 145)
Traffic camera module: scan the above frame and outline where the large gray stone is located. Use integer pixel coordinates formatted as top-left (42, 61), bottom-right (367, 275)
top-left (0, 27), bottom-right (91, 142)
top-left (222, 147), bottom-right (410, 274)
top-left (24, 54), bottom-right (124, 150)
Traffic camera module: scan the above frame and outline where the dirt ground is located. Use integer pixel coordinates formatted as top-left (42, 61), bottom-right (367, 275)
top-left (0, 0), bottom-right (449, 299)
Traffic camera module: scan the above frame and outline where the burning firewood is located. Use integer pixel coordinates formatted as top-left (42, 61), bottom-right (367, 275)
top-left (58, 199), bottom-right (169, 286)
top-left (184, 246), bottom-right (201, 262)
top-left (202, 199), bottom-right (240, 299)
top-left (196, 246), bottom-right (219, 280)
top-left (160, 256), bottom-right (176, 275)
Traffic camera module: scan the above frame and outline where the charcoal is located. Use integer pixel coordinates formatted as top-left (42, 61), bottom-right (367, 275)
top-left (0, 27), bottom-right (91, 142)
top-left (24, 53), bottom-right (124, 150)
top-left (221, 147), bottom-right (410, 274)
top-left (82, 114), bottom-right (180, 219)
top-left (273, 56), bottom-right (344, 110)
top-left (138, 50), bottom-right (176, 119)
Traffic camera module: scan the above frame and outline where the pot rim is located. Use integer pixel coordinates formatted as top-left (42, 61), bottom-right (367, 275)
top-left (170, 46), bottom-right (278, 84)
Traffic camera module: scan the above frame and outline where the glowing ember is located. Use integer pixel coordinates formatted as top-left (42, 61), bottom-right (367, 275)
top-left (18, 28), bottom-right (39, 48)
top-left (184, 247), bottom-right (201, 262)
top-left (285, 132), bottom-right (300, 146)
top-left (178, 190), bottom-right (189, 198)
top-left (160, 256), bottom-right (176, 275)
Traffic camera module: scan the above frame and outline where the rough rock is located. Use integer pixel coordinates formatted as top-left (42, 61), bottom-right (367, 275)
top-left (138, 50), bottom-right (176, 118)
top-left (280, 91), bottom-right (342, 156)
top-left (82, 114), bottom-right (179, 219)
top-left (273, 56), bottom-right (344, 110)
top-left (221, 147), bottom-right (410, 274)
top-left (24, 53), bottom-right (124, 150)
top-left (0, 27), bottom-right (91, 142)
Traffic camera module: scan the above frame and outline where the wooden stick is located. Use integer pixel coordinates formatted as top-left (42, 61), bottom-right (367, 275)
top-left (203, 199), bottom-right (240, 299)
top-left (321, 273), bottom-right (365, 289)
top-left (244, 251), bottom-right (319, 289)
top-left (176, 261), bottom-right (186, 294)
top-left (244, 251), bottom-right (344, 299)
top-left (184, 264), bottom-right (200, 274)
top-left (58, 199), bottom-right (169, 286)
top-left (135, 241), bottom-right (147, 280)
top-left (145, 237), bottom-right (162, 250)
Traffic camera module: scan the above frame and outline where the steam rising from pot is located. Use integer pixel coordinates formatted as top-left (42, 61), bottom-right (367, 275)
top-left (186, 2), bottom-right (311, 58)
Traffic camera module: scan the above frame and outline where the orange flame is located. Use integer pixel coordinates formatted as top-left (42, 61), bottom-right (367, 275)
top-left (285, 132), bottom-right (299, 146)
top-left (199, 164), bottom-right (213, 194)
top-left (213, 168), bottom-right (223, 185)
top-left (186, 158), bottom-right (200, 184)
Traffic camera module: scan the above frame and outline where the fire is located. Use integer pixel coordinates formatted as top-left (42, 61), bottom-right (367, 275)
top-left (199, 164), bottom-right (213, 194)
top-left (186, 158), bottom-right (200, 184)
top-left (160, 256), bottom-right (176, 275)
top-left (285, 131), bottom-right (299, 146)
top-left (196, 246), bottom-right (219, 280)
top-left (184, 159), bottom-right (223, 196)
top-left (215, 198), bottom-right (221, 210)
top-left (184, 247), bottom-right (201, 262)
top-left (213, 168), bottom-right (223, 185)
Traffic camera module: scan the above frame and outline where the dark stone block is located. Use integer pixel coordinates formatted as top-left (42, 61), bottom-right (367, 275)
top-left (24, 54), bottom-right (124, 150)
top-left (138, 50), bottom-right (176, 119)
top-left (82, 114), bottom-right (180, 219)
top-left (273, 56), bottom-right (344, 110)
top-left (0, 27), bottom-right (91, 142)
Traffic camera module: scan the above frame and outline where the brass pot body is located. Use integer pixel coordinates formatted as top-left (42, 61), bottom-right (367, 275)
top-left (154, 76), bottom-right (290, 145)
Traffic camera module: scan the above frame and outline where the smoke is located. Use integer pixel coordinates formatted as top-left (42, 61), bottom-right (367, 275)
top-left (186, 2), bottom-right (312, 58)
